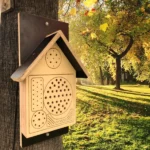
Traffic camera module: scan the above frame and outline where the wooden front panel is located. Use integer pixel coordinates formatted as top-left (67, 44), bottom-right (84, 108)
top-left (23, 74), bottom-right (76, 138)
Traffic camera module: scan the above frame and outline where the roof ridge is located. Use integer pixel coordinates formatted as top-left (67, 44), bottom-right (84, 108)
top-left (11, 30), bottom-right (88, 82)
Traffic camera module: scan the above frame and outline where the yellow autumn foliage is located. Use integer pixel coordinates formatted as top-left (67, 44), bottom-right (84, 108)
top-left (99, 23), bottom-right (108, 32)
top-left (140, 7), bottom-right (145, 12)
top-left (83, 0), bottom-right (97, 8)
top-left (105, 14), bottom-right (111, 19)
top-left (91, 32), bottom-right (97, 39)
top-left (70, 8), bottom-right (76, 16)
top-left (143, 42), bottom-right (150, 59)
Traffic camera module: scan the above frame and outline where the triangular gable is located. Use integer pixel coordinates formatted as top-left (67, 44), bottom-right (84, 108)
top-left (11, 30), bottom-right (88, 82)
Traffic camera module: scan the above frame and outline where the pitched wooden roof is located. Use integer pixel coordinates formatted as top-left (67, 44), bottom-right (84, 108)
top-left (11, 30), bottom-right (88, 82)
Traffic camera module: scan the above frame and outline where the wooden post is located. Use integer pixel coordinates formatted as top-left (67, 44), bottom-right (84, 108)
top-left (0, 0), bottom-right (63, 149)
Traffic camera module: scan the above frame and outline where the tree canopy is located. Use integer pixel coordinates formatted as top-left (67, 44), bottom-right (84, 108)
top-left (59, 0), bottom-right (150, 88)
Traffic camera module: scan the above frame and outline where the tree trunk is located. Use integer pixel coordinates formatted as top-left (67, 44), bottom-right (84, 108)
top-left (0, 0), bottom-right (63, 150)
top-left (106, 76), bottom-right (110, 85)
top-left (126, 71), bottom-right (130, 83)
top-left (99, 66), bottom-right (104, 85)
top-left (124, 71), bottom-right (126, 82)
top-left (115, 57), bottom-right (121, 89)
top-left (110, 77), bottom-right (115, 85)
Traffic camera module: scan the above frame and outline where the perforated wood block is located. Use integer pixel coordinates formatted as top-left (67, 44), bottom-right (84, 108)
top-left (45, 48), bottom-right (62, 69)
top-left (21, 74), bottom-right (76, 138)
top-left (31, 77), bottom-right (44, 111)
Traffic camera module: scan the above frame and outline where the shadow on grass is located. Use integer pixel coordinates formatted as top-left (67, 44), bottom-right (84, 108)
top-left (106, 92), bottom-right (150, 103)
top-left (77, 86), bottom-right (150, 116)
top-left (85, 85), bottom-right (150, 97)
top-left (119, 117), bottom-right (150, 142)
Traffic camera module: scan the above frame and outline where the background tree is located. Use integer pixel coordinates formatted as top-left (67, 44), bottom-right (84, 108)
top-left (0, 0), bottom-right (63, 149)
top-left (133, 41), bottom-right (150, 87)
top-left (60, 0), bottom-right (150, 89)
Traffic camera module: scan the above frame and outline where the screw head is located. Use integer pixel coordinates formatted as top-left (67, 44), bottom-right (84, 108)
top-left (46, 133), bottom-right (50, 136)
top-left (45, 22), bottom-right (49, 26)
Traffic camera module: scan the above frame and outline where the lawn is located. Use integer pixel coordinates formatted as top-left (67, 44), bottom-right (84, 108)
top-left (63, 85), bottom-right (150, 150)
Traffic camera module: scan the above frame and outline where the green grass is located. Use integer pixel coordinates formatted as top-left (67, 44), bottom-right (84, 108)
top-left (63, 85), bottom-right (150, 150)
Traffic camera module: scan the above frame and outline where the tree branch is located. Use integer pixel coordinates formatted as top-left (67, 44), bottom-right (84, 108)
top-left (62, 0), bottom-right (71, 16)
top-left (119, 34), bottom-right (134, 58)
top-left (97, 40), bottom-right (118, 58)
top-left (109, 48), bottom-right (118, 58)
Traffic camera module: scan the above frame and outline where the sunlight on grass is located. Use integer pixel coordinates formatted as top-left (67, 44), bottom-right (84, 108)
top-left (63, 85), bottom-right (150, 150)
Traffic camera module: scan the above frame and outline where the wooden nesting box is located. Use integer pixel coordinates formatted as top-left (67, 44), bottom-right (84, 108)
top-left (11, 30), bottom-right (87, 141)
